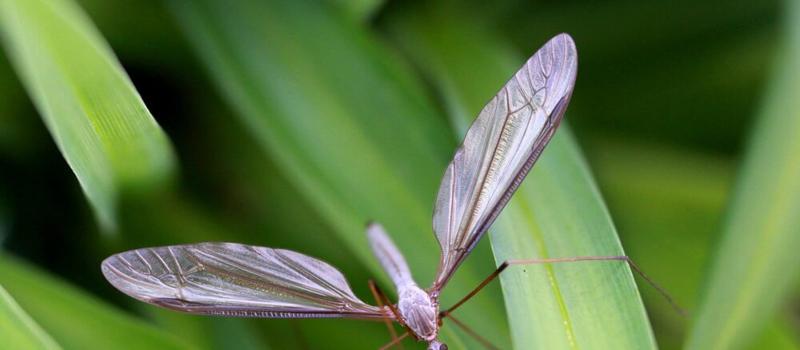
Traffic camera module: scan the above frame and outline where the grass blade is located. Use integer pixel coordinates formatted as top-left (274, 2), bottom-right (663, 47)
top-left (384, 3), bottom-right (656, 348)
top-left (169, 0), bottom-right (510, 347)
top-left (0, 255), bottom-right (192, 349)
top-left (0, 284), bottom-right (61, 350)
top-left (0, 0), bottom-right (175, 230)
top-left (685, 1), bottom-right (800, 349)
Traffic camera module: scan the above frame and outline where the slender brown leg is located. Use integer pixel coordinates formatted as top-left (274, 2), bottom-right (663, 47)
top-left (444, 313), bottom-right (499, 350)
top-left (370, 281), bottom-right (405, 323)
top-left (442, 255), bottom-right (686, 317)
top-left (369, 280), bottom-right (404, 350)
top-left (378, 331), bottom-right (410, 350)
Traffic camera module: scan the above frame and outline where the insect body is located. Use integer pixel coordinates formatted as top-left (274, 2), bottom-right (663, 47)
top-left (367, 222), bottom-right (441, 344)
top-left (102, 33), bottom-right (578, 350)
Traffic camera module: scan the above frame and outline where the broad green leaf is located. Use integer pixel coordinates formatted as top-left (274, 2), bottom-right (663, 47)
top-left (685, 1), bottom-right (800, 349)
top-left (0, 0), bottom-right (175, 230)
top-left (169, 0), bottom-right (509, 348)
top-left (384, 3), bottom-right (656, 349)
top-left (0, 284), bottom-right (60, 350)
top-left (0, 255), bottom-right (192, 350)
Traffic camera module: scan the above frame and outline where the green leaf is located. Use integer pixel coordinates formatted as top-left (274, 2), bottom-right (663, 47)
top-left (0, 284), bottom-right (61, 350)
top-left (685, 1), bottom-right (800, 349)
top-left (0, 0), bottom-right (175, 230)
top-left (0, 255), bottom-right (192, 349)
top-left (384, 3), bottom-right (656, 349)
top-left (169, 0), bottom-right (510, 348)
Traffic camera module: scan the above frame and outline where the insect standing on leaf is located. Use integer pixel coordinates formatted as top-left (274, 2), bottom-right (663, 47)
top-left (103, 33), bottom-right (670, 350)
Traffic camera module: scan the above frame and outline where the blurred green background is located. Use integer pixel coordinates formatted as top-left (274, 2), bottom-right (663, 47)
top-left (1, 0), bottom-right (799, 349)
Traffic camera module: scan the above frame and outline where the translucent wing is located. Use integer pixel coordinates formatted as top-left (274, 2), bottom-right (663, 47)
top-left (102, 243), bottom-right (389, 319)
top-left (431, 34), bottom-right (578, 290)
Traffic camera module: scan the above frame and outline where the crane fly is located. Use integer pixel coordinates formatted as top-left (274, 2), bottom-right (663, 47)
top-left (103, 34), bottom-right (665, 349)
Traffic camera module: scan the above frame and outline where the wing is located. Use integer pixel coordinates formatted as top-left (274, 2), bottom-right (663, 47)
top-left (431, 33), bottom-right (578, 290)
top-left (102, 243), bottom-right (389, 319)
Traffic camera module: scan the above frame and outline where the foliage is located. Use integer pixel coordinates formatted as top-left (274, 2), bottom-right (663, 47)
top-left (0, 0), bottom-right (797, 349)
top-left (0, 0), bottom-right (175, 230)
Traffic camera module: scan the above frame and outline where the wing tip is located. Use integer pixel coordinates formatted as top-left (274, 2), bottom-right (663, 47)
top-left (100, 253), bottom-right (152, 303)
top-left (552, 32), bottom-right (578, 65)
top-left (546, 32), bottom-right (578, 99)
top-left (551, 33), bottom-right (576, 50)
top-left (101, 253), bottom-right (138, 282)
top-left (553, 32), bottom-right (575, 45)
top-left (100, 254), bottom-right (124, 285)
top-left (101, 249), bottom-right (178, 300)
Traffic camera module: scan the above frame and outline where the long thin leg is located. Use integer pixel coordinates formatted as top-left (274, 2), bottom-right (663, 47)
top-left (370, 281), bottom-right (405, 324)
top-left (445, 313), bottom-right (499, 350)
top-left (378, 331), bottom-right (410, 350)
top-left (442, 255), bottom-right (685, 316)
top-left (369, 280), bottom-right (403, 350)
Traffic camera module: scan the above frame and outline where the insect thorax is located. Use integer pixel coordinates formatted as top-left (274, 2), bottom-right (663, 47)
top-left (397, 284), bottom-right (439, 341)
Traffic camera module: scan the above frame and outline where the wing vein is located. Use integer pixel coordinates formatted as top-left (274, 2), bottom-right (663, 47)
top-left (102, 243), bottom-right (385, 319)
